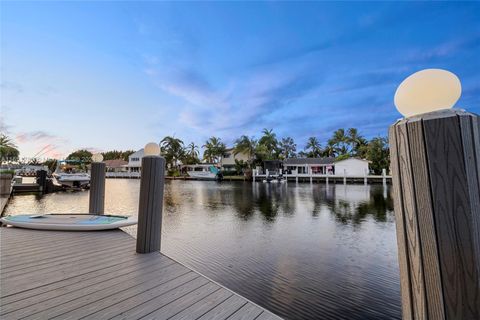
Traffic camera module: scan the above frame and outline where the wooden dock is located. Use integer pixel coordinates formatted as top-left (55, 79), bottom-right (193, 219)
top-left (0, 227), bottom-right (282, 320)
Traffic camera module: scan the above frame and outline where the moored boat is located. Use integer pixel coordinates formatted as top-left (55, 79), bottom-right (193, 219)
top-left (187, 165), bottom-right (223, 181)
top-left (53, 160), bottom-right (90, 189)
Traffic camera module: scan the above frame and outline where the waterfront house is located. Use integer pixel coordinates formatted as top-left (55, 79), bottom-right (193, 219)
top-left (126, 149), bottom-right (144, 173)
top-left (219, 148), bottom-right (249, 172)
top-left (283, 157), bottom-right (335, 175)
top-left (334, 158), bottom-right (370, 176)
top-left (256, 157), bottom-right (371, 178)
top-left (104, 159), bottom-right (128, 172)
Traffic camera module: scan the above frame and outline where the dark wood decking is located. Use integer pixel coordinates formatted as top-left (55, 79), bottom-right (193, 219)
top-left (0, 227), bottom-right (282, 320)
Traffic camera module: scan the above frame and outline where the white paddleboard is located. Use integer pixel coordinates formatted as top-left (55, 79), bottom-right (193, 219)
top-left (0, 214), bottom-right (137, 231)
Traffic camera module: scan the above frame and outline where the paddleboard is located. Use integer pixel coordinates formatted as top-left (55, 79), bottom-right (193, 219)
top-left (0, 214), bottom-right (137, 231)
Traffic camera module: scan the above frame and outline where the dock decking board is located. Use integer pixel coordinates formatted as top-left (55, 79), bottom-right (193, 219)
top-left (0, 228), bottom-right (282, 320)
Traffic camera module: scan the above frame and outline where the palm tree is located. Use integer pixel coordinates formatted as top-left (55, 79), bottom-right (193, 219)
top-left (258, 128), bottom-right (278, 160)
top-left (183, 142), bottom-right (200, 164)
top-left (203, 137), bottom-right (226, 163)
top-left (347, 128), bottom-right (367, 157)
top-left (322, 140), bottom-right (336, 157)
top-left (234, 135), bottom-right (257, 167)
top-left (329, 128), bottom-right (349, 156)
top-left (279, 137), bottom-right (297, 159)
top-left (305, 137), bottom-right (322, 158)
top-left (160, 136), bottom-right (184, 168)
top-left (0, 133), bottom-right (19, 164)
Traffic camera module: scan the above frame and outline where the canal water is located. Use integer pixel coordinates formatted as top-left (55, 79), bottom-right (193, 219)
top-left (4, 180), bottom-right (401, 320)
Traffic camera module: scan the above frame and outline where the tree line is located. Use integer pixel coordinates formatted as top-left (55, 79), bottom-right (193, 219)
top-left (2, 128), bottom-right (390, 175)
top-left (158, 128), bottom-right (389, 175)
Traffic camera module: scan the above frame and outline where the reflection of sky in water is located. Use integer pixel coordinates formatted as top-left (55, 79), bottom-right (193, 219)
top-left (4, 180), bottom-right (400, 320)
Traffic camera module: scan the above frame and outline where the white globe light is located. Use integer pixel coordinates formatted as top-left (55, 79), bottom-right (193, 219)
top-left (144, 142), bottom-right (160, 156)
top-left (394, 69), bottom-right (461, 118)
top-left (91, 153), bottom-right (103, 162)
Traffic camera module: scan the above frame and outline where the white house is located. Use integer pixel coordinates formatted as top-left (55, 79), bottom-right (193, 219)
top-left (279, 157), bottom-right (370, 177)
top-left (220, 148), bottom-right (250, 172)
top-left (126, 149), bottom-right (144, 173)
top-left (283, 158), bottom-right (335, 175)
top-left (334, 158), bottom-right (370, 176)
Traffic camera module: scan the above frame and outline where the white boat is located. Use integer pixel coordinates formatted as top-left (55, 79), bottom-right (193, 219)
top-left (53, 172), bottom-right (91, 189)
top-left (262, 174), bottom-right (286, 183)
top-left (0, 214), bottom-right (137, 231)
top-left (187, 165), bottom-right (222, 181)
top-left (53, 160), bottom-right (90, 189)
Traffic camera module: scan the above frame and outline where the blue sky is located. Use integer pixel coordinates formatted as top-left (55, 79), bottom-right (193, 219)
top-left (1, 1), bottom-right (479, 158)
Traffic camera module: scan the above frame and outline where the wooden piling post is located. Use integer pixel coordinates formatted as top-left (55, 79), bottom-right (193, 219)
top-left (136, 155), bottom-right (166, 254)
top-left (89, 162), bottom-right (105, 215)
top-left (36, 170), bottom-right (47, 194)
top-left (389, 109), bottom-right (480, 320)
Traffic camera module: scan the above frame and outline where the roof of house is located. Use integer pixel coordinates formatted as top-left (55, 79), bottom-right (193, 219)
top-left (334, 157), bottom-right (371, 164)
top-left (129, 149), bottom-right (144, 158)
top-left (104, 159), bottom-right (128, 168)
top-left (283, 157), bottom-right (336, 165)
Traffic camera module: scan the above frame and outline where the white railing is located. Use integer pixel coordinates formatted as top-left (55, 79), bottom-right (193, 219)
top-left (105, 172), bottom-right (141, 178)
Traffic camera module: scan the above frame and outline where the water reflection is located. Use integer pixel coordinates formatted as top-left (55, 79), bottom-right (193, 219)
top-left (4, 180), bottom-right (400, 320)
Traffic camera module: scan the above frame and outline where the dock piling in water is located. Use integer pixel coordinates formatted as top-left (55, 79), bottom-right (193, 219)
top-left (89, 162), bottom-right (106, 215)
top-left (136, 155), bottom-right (166, 254)
top-left (389, 109), bottom-right (480, 319)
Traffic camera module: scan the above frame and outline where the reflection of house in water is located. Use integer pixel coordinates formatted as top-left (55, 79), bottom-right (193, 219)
top-left (333, 184), bottom-right (371, 203)
top-left (324, 184), bottom-right (392, 224)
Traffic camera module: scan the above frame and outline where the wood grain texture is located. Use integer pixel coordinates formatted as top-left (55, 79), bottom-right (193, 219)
top-left (136, 156), bottom-right (166, 253)
top-left (389, 124), bottom-right (414, 320)
top-left (457, 112), bottom-right (480, 316)
top-left (406, 118), bottom-right (445, 320)
top-left (396, 121), bottom-right (428, 319)
top-left (423, 111), bottom-right (480, 319)
top-left (0, 228), bottom-right (282, 320)
top-left (89, 162), bottom-right (106, 214)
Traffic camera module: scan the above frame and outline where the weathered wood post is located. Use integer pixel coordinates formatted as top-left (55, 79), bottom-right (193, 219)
top-left (389, 109), bottom-right (480, 319)
top-left (36, 170), bottom-right (47, 194)
top-left (136, 143), bottom-right (165, 254)
top-left (89, 154), bottom-right (105, 215)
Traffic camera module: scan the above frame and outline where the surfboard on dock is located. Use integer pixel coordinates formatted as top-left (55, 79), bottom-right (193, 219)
top-left (0, 214), bottom-right (137, 231)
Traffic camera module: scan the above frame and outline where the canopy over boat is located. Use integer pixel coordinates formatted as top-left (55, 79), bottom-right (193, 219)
top-left (0, 214), bottom-right (137, 231)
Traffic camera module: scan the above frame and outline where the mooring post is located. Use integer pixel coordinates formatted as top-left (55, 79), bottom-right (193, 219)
top-left (36, 170), bottom-right (47, 194)
top-left (382, 168), bottom-right (387, 186)
top-left (89, 154), bottom-right (105, 215)
top-left (136, 143), bottom-right (165, 254)
top-left (389, 109), bottom-right (480, 319)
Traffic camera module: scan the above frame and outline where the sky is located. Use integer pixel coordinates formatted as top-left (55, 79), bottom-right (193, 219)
top-left (1, 1), bottom-right (479, 159)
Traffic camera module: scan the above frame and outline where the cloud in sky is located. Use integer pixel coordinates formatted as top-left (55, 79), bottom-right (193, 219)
top-left (1, 1), bottom-right (479, 157)
top-left (13, 130), bottom-right (68, 159)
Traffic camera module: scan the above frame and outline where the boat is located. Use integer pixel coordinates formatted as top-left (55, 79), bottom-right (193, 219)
top-left (262, 173), bottom-right (286, 183)
top-left (53, 160), bottom-right (90, 189)
top-left (0, 214), bottom-right (137, 231)
top-left (187, 165), bottom-right (223, 181)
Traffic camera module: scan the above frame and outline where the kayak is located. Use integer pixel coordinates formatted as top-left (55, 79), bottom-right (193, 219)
top-left (0, 214), bottom-right (137, 231)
